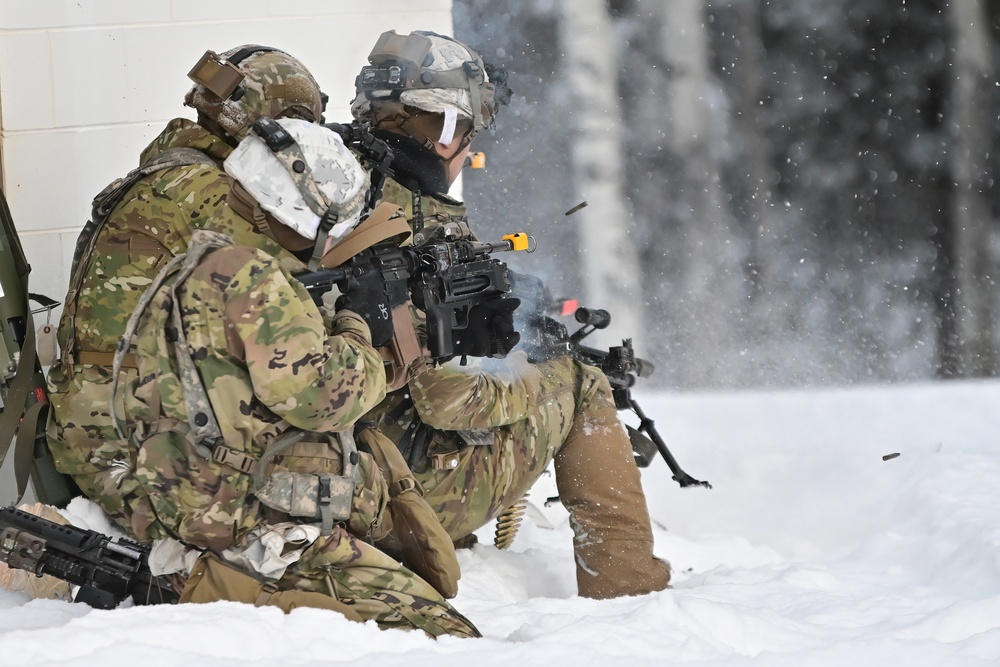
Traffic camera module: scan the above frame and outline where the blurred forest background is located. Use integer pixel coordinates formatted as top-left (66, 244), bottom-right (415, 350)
top-left (452, 0), bottom-right (1000, 390)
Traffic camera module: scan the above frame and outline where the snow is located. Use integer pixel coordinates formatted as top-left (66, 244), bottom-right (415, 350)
top-left (3, 379), bottom-right (1000, 666)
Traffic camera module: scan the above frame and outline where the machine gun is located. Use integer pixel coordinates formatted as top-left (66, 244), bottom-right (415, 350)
top-left (514, 274), bottom-right (711, 489)
top-left (296, 229), bottom-right (530, 363)
top-left (0, 505), bottom-right (179, 609)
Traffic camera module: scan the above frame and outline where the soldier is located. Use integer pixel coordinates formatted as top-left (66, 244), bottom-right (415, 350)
top-left (46, 45), bottom-right (330, 530)
top-left (38, 45), bottom-right (477, 636)
top-left (350, 30), bottom-right (672, 599)
top-left (122, 117), bottom-right (477, 636)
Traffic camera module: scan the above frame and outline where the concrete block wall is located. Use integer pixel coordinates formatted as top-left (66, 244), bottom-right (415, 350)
top-left (0, 0), bottom-right (453, 319)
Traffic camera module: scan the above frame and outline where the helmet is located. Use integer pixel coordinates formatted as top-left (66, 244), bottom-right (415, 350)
top-left (223, 117), bottom-right (369, 266)
top-left (185, 45), bottom-right (325, 140)
top-left (351, 30), bottom-right (511, 144)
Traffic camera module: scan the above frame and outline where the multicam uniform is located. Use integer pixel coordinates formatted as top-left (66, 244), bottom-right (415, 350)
top-left (45, 120), bottom-right (478, 636)
top-left (367, 180), bottom-right (672, 599)
top-left (121, 230), bottom-right (477, 637)
top-left (46, 118), bottom-right (281, 526)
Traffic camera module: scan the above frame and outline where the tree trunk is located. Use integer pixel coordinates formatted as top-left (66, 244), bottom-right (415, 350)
top-left (939, 0), bottom-right (996, 376)
top-left (654, 0), bottom-right (743, 386)
top-left (557, 0), bottom-right (643, 347)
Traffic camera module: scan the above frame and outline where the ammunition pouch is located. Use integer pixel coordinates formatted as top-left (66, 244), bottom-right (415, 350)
top-left (254, 430), bottom-right (388, 539)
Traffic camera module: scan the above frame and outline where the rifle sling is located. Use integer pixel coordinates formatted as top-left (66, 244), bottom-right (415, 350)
top-left (319, 202), bottom-right (410, 268)
top-left (0, 280), bottom-right (41, 503)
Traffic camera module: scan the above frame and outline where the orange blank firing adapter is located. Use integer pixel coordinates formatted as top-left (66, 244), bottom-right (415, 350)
top-left (502, 233), bottom-right (531, 251)
top-left (466, 152), bottom-right (486, 169)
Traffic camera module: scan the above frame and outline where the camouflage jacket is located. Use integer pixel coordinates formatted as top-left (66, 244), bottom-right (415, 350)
top-left (58, 118), bottom-right (300, 361)
top-left (365, 178), bottom-right (534, 448)
top-left (46, 118), bottom-right (320, 530)
top-left (120, 231), bottom-right (386, 549)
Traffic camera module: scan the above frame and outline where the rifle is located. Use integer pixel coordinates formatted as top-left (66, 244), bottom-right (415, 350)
top-left (296, 229), bottom-right (530, 363)
top-left (0, 505), bottom-right (179, 609)
top-left (514, 274), bottom-right (711, 489)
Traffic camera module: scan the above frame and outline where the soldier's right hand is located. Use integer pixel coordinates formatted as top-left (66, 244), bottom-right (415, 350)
top-left (335, 272), bottom-right (394, 347)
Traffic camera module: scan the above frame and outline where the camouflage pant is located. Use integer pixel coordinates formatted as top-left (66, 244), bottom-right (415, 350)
top-left (47, 367), bottom-right (478, 637)
top-left (181, 525), bottom-right (479, 638)
top-left (287, 526), bottom-right (479, 637)
top-left (410, 356), bottom-right (615, 540)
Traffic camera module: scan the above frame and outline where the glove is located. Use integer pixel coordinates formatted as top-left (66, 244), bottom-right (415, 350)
top-left (452, 297), bottom-right (522, 359)
top-left (335, 270), bottom-right (394, 347)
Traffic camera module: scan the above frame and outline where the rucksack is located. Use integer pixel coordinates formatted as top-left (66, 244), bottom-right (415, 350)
top-left (107, 229), bottom-right (387, 551)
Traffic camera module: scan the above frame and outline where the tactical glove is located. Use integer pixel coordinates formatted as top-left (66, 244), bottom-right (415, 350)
top-left (335, 270), bottom-right (394, 347)
top-left (452, 297), bottom-right (521, 359)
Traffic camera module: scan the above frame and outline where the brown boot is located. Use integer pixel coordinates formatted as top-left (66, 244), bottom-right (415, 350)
top-left (554, 404), bottom-right (671, 599)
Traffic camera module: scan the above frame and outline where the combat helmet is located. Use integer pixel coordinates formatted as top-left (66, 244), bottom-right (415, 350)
top-left (351, 30), bottom-right (511, 149)
top-left (185, 45), bottom-right (326, 141)
top-left (223, 117), bottom-right (369, 270)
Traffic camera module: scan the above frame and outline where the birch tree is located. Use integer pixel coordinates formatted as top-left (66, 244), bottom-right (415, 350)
top-left (557, 0), bottom-right (642, 346)
top-left (939, 0), bottom-right (996, 376)
top-left (652, 0), bottom-right (744, 386)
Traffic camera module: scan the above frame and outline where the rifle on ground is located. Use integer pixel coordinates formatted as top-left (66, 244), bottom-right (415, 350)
top-left (513, 273), bottom-right (711, 489)
top-left (296, 228), bottom-right (530, 363)
top-left (0, 505), bottom-right (179, 609)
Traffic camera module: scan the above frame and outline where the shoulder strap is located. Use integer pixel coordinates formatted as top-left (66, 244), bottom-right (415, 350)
top-left (110, 230), bottom-right (234, 449)
top-left (0, 190), bottom-right (68, 504)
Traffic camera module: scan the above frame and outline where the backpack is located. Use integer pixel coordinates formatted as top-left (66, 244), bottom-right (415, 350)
top-left (107, 229), bottom-right (387, 551)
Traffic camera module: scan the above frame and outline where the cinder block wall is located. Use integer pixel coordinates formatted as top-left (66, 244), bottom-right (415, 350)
top-left (0, 0), bottom-right (452, 317)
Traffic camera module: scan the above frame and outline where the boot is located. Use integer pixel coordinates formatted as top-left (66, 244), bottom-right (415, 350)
top-left (554, 404), bottom-right (671, 599)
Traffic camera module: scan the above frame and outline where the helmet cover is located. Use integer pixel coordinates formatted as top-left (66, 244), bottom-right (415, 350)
top-left (223, 117), bottom-right (368, 243)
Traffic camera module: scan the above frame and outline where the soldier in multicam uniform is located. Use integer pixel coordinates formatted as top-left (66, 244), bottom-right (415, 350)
top-left (350, 31), bottom-right (673, 599)
top-left (46, 45), bottom-right (330, 530)
top-left (40, 45), bottom-right (478, 637)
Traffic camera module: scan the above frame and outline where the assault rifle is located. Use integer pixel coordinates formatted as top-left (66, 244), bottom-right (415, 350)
top-left (514, 274), bottom-right (711, 489)
top-left (0, 505), bottom-right (178, 609)
top-left (296, 229), bottom-right (530, 363)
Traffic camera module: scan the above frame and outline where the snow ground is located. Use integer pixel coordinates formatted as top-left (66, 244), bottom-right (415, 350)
top-left (2, 379), bottom-right (999, 666)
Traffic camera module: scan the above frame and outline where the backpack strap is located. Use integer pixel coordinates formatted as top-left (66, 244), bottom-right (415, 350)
top-left (110, 230), bottom-right (233, 450)
top-left (0, 187), bottom-right (65, 504)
